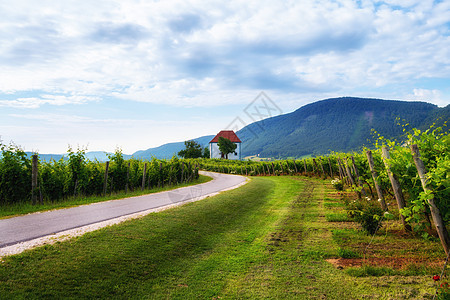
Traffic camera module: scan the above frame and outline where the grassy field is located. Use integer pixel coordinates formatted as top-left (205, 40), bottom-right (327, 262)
top-left (0, 175), bottom-right (212, 219)
top-left (0, 176), bottom-right (444, 299)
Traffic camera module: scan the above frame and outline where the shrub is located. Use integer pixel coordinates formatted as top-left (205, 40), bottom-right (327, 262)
top-left (331, 178), bottom-right (344, 191)
top-left (346, 199), bottom-right (384, 235)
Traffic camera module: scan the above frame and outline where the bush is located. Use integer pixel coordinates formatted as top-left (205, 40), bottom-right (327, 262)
top-left (346, 199), bottom-right (384, 235)
top-left (331, 178), bottom-right (344, 191)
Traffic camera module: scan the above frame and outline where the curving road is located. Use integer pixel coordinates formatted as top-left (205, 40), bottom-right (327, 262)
top-left (0, 171), bottom-right (247, 249)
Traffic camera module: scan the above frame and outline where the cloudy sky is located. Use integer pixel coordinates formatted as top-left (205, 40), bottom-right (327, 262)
top-left (1, 0), bottom-right (449, 154)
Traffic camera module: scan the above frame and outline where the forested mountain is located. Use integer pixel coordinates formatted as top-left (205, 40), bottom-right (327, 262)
top-left (237, 97), bottom-right (448, 158)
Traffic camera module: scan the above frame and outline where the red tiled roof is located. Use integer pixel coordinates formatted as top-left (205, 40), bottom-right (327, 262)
top-left (210, 130), bottom-right (241, 143)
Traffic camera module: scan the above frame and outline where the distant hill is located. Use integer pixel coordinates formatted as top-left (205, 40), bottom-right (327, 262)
top-left (237, 97), bottom-right (448, 158)
top-left (132, 135), bottom-right (214, 160)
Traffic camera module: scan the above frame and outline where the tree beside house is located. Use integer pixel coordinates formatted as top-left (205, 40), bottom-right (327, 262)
top-left (209, 130), bottom-right (242, 160)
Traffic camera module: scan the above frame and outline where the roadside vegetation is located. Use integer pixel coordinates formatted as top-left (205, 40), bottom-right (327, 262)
top-left (0, 175), bottom-right (211, 219)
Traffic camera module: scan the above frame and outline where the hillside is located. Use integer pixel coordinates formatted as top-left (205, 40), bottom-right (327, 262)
top-left (237, 97), bottom-right (447, 158)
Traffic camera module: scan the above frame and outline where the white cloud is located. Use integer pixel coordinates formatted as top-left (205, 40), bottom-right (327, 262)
top-left (3, 0), bottom-right (448, 108)
top-left (406, 88), bottom-right (449, 107)
top-left (1, 0), bottom-right (450, 153)
top-left (0, 95), bottom-right (100, 108)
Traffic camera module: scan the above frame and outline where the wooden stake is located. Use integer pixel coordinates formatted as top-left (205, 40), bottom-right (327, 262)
top-left (319, 158), bottom-right (326, 178)
top-left (351, 156), bottom-right (367, 197)
top-left (31, 154), bottom-right (38, 205)
top-left (327, 157), bottom-right (333, 178)
top-left (366, 150), bottom-right (387, 211)
top-left (103, 161), bottom-right (109, 196)
top-left (141, 163), bottom-right (147, 191)
top-left (382, 147), bottom-right (411, 231)
top-left (126, 162), bottom-right (130, 193)
top-left (410, 144), bottom-right (449, 255)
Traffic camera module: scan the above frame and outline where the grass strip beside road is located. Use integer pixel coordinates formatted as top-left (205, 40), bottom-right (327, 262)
top-left (0, 175), bottom-right (212, 219)
top-left (0, 176), bottom-right (439, 299)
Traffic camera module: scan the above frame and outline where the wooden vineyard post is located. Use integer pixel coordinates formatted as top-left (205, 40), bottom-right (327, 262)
top-left (327, 157), bottom-right (333, 178)
top-left (351, 156), bottom-right (367, 197)
top-left (126, 162), bottom-right (130, 193)
top-left (31, 154), bottom-right (38, 205)
top-left (148, 164), bottom-right (153, 187)
top-left (343, 159), bottom-right (356, 187)
top-left (141, 163), bottom-right (147, 191)
top-left (366, 150), bottom-right (387, 211)
top-left (303, 160), bottom-right (307, 175)
top-left (312, 159), bottom-right (318, 176)
top-left (381, 146), bottom-right (411, 231)
top-left (410, 144), bottom-right (449, 255)
top-left (158, 162), bottom-right (163, 188)
top-left (272, 163), bottom-right (275, 175)
top-left (181, 162), bottom-right (185, 183)
top-left (337, 158), bottom-right (344, 181)
top-left (103, 161), bottom-right (109, 196)
top-left (319, 158), bottom-right (326, 178)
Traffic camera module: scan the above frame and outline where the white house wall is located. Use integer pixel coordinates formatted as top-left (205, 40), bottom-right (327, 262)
top-left (209, 142), bottom-right (241, 160)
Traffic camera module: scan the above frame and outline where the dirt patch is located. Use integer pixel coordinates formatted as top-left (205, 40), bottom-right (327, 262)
top-left (326, 257), bottom-right (444, 270)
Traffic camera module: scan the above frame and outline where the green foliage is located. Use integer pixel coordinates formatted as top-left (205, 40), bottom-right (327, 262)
top-left (0, 145), bottom-right (199, 206)
top-left (374, 122), bottom-right (449, 232)
top-left (0, 142), bottom-right (31, 205)
top-left (178, 140), bottom-right (203, 159)
top-left (346, 198), bottom-right (384, 234)
top-left (337, 247), bottom-right (360, 258)
top-left (217, 137), bottom-right (237, 159)
top-left (202, 146), bottom-right (210, 158)
top-left (331, 178), bottom-right (344, 190)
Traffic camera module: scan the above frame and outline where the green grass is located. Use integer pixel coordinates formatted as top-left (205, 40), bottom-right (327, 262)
top-left (337, 247), bottom-right (361, 259)
top-left (0, 175), bottom-right (212, 219)
top-left (0, 176), bottom-right (443, 299)
top-left (325, 212), bottom-right (351, 222)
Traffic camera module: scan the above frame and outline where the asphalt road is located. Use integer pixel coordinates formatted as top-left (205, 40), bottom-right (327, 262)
top-left (0, 171), bottom-right (247, 248)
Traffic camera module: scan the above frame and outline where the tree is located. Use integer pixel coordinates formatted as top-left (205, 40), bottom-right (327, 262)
top-left (178, 140), bottom-right (203, 158)
top-left (218, 137), bottom-right (237, 159)
top-left (203, 146), bottom-right (210, 158)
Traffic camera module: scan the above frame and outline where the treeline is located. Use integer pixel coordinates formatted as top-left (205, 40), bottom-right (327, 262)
top-left (0, 145), bottom-right (198, 206)
top-left (191, 123), bottom-right (449, 253)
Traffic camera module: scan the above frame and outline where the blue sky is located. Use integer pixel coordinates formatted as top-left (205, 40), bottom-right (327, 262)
top-left (0, 0), bottom-right (449, 154)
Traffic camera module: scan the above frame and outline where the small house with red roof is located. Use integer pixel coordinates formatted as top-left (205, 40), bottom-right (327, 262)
top-left (209, 130), bottom-right (242, 160)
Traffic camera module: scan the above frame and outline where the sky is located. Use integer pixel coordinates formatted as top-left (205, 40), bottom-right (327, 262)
top-left (0, 0), bottom-right (449, 154)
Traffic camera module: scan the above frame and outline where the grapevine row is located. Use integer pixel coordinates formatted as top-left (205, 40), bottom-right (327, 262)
top-left (0, 146), bottom-right (198, 205)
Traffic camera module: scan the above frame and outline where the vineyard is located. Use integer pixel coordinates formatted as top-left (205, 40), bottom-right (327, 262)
top-left (0, 123), bottom-right (449, 298)
top-left (1, 124), bottom-right (448, 243)
top-left (191, 124), bottom-right (450, 254)
top-left (0, 145), bottom-right (199, 206)
top-left (1, 124), bottom-right (448, 242)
